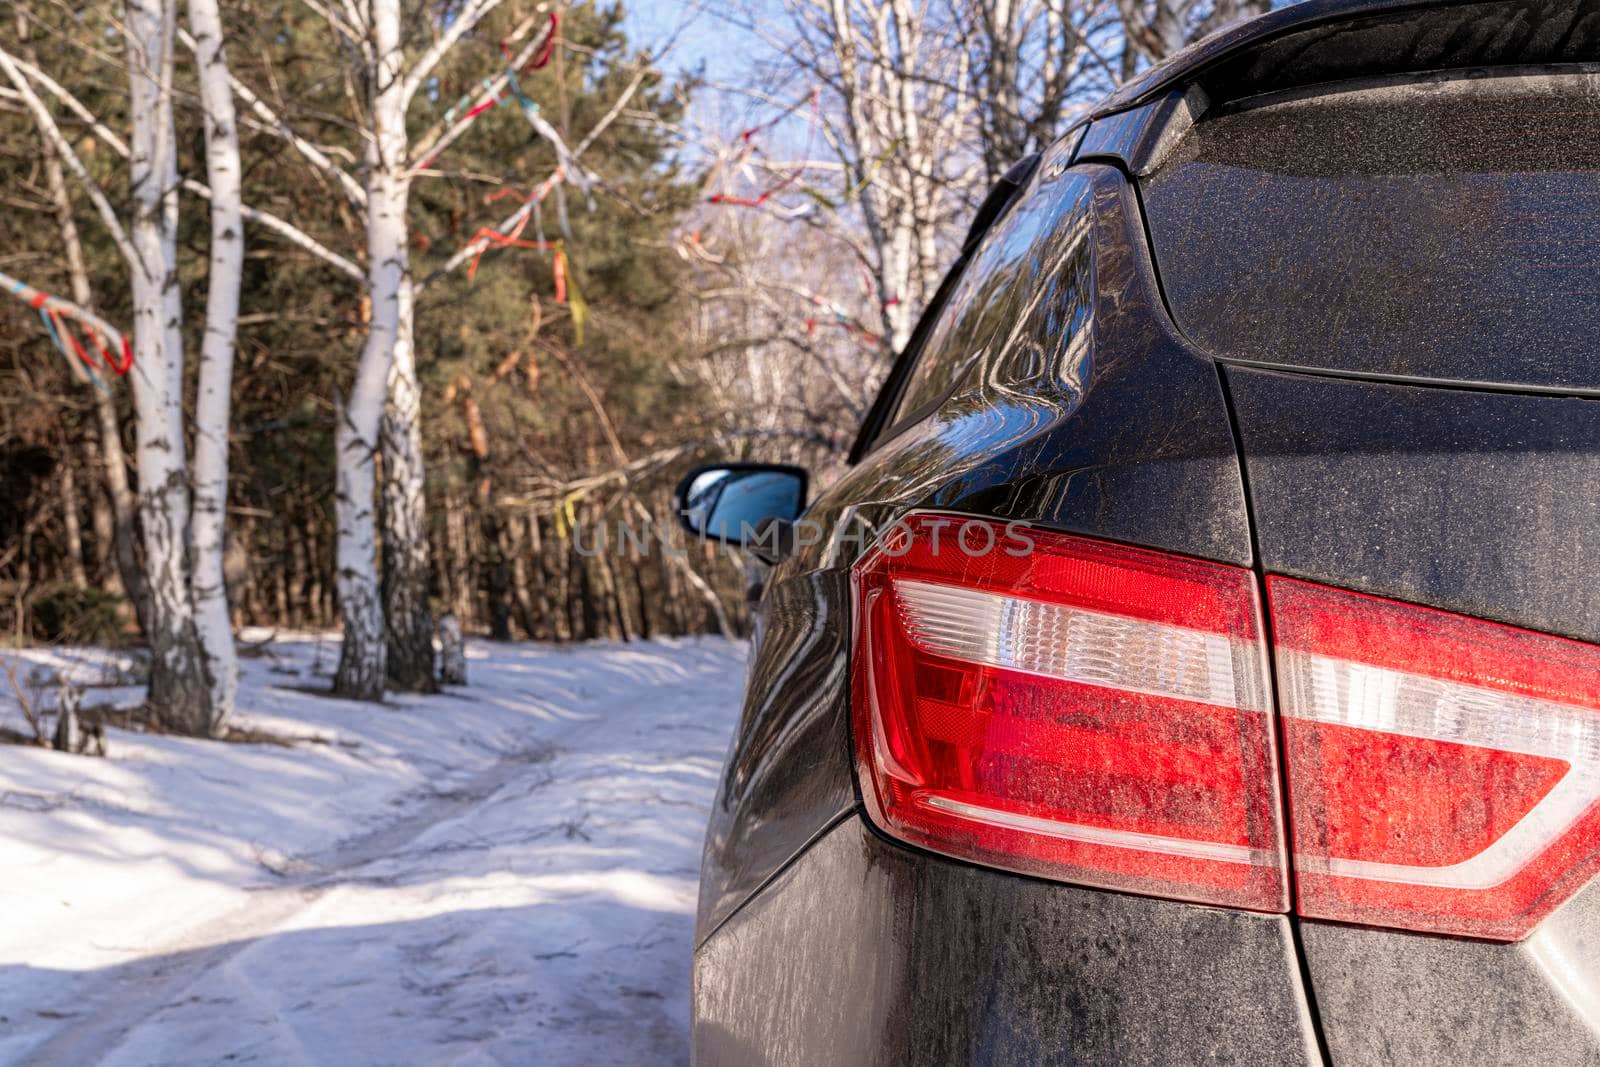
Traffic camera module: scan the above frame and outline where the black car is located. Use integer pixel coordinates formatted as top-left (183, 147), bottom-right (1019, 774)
top-left (679, 2), bottom-right (1600, 1062)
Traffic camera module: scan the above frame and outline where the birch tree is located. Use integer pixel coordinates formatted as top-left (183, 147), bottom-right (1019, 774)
top-left (757, 0), bottom-right (979, 353)
top-left (383, 3), bottom-right (595, 693)
top-left (124, 0), bottom-right (218, 732)
top-left (341, 1), bottom-right (564, 697)
top-left (164, 1), bottom-right (603, 697)
top-left (186, 0), bottom-right (244, 719)
top-left (709, 0), bottom-right (1125, 378)
top-left (329, 0), bottom-right (410, 699)
top-left (0, 4), bottom-right (756, 655)
top-left (960, 0), bottom-right (1120, 182)
top-left (0, 0), bottom-right (321, 732)
top-left (240, 2), bottom-right (584, 696)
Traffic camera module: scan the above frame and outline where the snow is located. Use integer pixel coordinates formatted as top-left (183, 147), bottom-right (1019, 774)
top-left (0, 634), bottom-right (747, 1065)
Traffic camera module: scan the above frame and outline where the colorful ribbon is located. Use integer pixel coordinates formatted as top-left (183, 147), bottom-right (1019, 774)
top-left (708, 87), bottom-right (821, 210)
top-left (415, 12), bottom-right (560, 172)
top-left (1, 269), bottom-right (132, 389)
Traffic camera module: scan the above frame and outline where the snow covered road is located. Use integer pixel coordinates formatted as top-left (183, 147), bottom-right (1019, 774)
top-left (0, 636), bottom-right (746, 1065)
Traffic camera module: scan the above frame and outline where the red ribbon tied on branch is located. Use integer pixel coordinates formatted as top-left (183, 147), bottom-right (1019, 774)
top-left (2, 269), bottom-right (132, 389)
top-left (708, 87), bottom-right (822, 210)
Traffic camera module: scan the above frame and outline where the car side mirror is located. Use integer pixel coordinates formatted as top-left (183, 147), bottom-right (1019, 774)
top-left (674, 463), bottom-right (809, 563)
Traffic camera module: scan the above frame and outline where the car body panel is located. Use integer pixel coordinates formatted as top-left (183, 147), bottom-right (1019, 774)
top-left (694, 566), bottom-right (858, 944)
top-left (1074, 89), bottom-right (1199, 177)
top-left (1301, 881), bottom-right (1600, 1065)
top-left (695, 161), bottom-right (1254, 946)
top-left (1227, 367), bottom-right (1600, 644)
top-left (810, 159), bottom-right (1250, 569)
top-left (696, 816), bottom-right (1319, 1066)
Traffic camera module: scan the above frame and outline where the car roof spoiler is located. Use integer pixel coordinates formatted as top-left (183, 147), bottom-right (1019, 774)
top-left (1071, 0), bottom-right (1600, 175)
top-left (1098, 0), bottom-right (1600, 117)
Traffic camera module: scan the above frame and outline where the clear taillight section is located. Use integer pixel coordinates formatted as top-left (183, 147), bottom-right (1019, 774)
top-left (851, 514), bottom-right (1600, 940)
top-left (851, 515), bottom-right (1287, 911)
top-left (1271, 578), bottom-right (1600, 940)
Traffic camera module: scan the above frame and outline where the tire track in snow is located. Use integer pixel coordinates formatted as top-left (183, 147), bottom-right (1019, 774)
top-left (18, 745), bottom-right (557, 1067)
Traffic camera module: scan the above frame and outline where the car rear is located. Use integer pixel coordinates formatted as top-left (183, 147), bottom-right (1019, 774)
top-left (693, 2), bottom-right (1600, 1062)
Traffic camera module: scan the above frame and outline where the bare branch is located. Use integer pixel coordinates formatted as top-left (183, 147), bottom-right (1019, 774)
top-left (574, 66), bottom-right (648, 157)
top-left (0, 266), bottom-right (132, 361)
top-left (407, 10), bottom-right (560, 177)
top-left (2, 52), bottom-right (131, 153)
top-left (181, 180), bottom-right (364, 280)
top-left (5, 46), bottom-right (363, 282)
top-left (416, 67), bottom-right (643, 290)
top-left (0, 45), bottom-right (141, 272)
top-left (401, 0), bottom-right (528, 110)
top-left (178, 27), bottom-right (368, 207)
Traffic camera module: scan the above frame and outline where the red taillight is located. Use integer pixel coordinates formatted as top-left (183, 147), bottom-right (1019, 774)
top-left (851, 514), bottom-right (1600, 940)
top-left (1270, 578), bottom-right (1600, 940)
top-left (851, 514), bottom-right (1288, 911)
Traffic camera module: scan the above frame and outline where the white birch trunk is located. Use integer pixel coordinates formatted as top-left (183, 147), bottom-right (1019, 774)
top-left (333, 0), bottom-right (406, 699)
top-left (381, 284), bottom-right (437, 691)
top-left (186, 0), bottom-right (241, 726)
top-left (126, 0), bottom-right (213, 734)
top-left (813, 0), bottom-right (970, 354)
top-left (437, 612), bottom-right (466, 685)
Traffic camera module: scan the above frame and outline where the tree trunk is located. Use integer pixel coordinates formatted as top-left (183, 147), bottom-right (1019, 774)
top-left (507, 517), bottom-right (539, 638)
top-left (595, 544), bottom-right (626, 641)
top-left (659, 491), bottom-right (688, 636)
top-left (273, 541), bottom-right (289, 626)
top-left (381, 286), bottom-right (436, 690)
top-left (1117, 0), bottom-right (1190, 67)
top-left (334, 0), bottom-right (406, 700)
top-left (553, 520), bottom-right (573, 640)
top-left (484, 514), bottom-right (513, 641)
top-left (86, 440), bottom-right (115, 585)
top-left (236, 514), bottom-right (260, 623)
top-left (127, 0), bottom-right (215, 734)
top-left (90, 396), bottom-right (146, 625)
top-left (817, 0), bottom-right (966, 353)
top-left (333, 389), bottom-right (386, 699)
top-left (430, 519), bottom-right (451, 623)
top-left (573, 538), bottom-right (596, 639)
top-left (59, 460), bottom-right (89, 589)
top-left (438, 612), bottom-right (466, 685)
top-left (527, 514), bottom-right (559, 640)
top-left (675, 550), bottom-right (735, 641)
top-left (289, 527), bottom-right (309, 626)
top-left (445, 495), bottom-right (472, 622)
top-left (304, 520), bottom-right (325, 627)
top-left (662, 540), bottom-right (685, 636)
top-left (631, 556), bottom-right (652, 640)
top-left (186, 0), bottom-right (242, 726)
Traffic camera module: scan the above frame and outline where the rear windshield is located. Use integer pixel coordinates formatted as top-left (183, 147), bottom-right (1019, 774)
top-left (1141, 70), bottom-right (1600, 389)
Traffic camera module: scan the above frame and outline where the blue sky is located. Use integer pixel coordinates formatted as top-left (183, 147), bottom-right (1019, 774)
top-left (622, 1), bottom-right (763, 84)
top-left (620, 0), bottom-right (809, 157)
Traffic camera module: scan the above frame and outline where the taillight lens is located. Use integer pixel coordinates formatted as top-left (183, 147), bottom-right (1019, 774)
top-left (1271, 578), bottom-right (1600, 940)
top-left (852, 514), bottom-right (1287, 911)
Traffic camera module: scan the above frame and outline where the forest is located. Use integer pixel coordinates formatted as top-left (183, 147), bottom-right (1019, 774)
top-left (0, 0), bottom-right (1271, 737)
